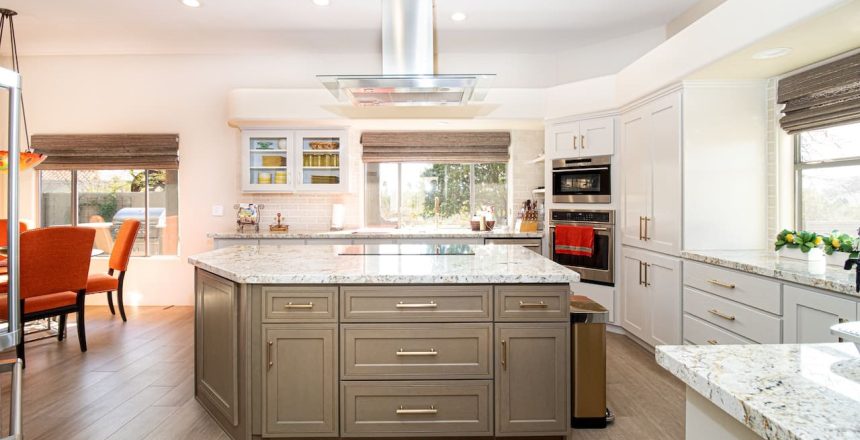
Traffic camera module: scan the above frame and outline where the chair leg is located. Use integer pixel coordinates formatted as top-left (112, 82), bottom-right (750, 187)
top-left (76, 292), bottom-right (87, 352)
top-left (107, 291), bottom-right (115, 315)
top-left (58, 314), bottom-right (67, 341)
top-left (118, 285), bottom-right (127, 322)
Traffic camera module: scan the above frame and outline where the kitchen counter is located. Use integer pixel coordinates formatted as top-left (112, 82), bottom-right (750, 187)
top-left (682, 250), bottom-right (857, 297)
top-left (657, 343), bottom-right (860, 440)
top-left (208, 228), bottom-right (544, 240)
top-left (188, 244), bottom-right (577, 285)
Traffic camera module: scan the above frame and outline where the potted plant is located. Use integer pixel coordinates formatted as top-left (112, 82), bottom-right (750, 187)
top-left (822, 231), bottom-right (860, 267)
top-left (775, 229), bottom-right (825, 262)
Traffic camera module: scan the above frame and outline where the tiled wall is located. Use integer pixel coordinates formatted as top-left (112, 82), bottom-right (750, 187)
top-left (766, 78), bottom-right (779, 239)
top-left (510, 130), bottom-right (546, 210)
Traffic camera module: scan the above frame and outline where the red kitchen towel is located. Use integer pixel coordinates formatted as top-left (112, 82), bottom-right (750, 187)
top-left (555, 225), bottom-right (594, 257)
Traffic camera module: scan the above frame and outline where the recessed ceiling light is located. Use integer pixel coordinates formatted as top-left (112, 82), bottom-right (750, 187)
top-left (752, 47), bottom-right (792, 60)
top-left (181, 0), bottom-right (201, 7)
top-left (313, 0), bottom-right (331, 6)
top-left (451, 12), bottom-right (467, 22)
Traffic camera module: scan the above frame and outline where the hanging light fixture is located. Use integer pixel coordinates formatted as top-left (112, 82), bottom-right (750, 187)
top-left (0, 8), bottom-right (45, 172)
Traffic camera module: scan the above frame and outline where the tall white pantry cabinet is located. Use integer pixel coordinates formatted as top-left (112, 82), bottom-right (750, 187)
top-left (619, 82), bottom-right (768, 347)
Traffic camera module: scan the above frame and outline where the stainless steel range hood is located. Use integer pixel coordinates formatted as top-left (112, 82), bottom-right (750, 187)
top-left (317, 0), bottom-right (495, 107)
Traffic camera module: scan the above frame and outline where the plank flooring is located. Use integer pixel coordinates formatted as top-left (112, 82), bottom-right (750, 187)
top-left (0, 306), bottom-right (683, 440)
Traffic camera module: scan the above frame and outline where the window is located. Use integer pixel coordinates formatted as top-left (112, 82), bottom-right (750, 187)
top-left (40, 169), bottom-right (179, 257)
top-left (795, 122), bottom-right (860, 234)
top-left (365, 163), bottom-right (508, 229)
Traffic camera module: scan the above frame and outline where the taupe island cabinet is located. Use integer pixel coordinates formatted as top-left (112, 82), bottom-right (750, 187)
top-left (188, 244), bottom-right (581, 439)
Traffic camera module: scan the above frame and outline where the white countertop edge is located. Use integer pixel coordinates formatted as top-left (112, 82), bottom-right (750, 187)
top-left (208, 230), bottom-right (545, 239)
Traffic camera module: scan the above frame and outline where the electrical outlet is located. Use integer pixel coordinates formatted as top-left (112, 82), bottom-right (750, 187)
top-left (211, 205), bottom-right (224, 217)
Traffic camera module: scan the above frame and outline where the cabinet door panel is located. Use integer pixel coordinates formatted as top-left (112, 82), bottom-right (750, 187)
top-left (784, 286), bottom-right (858, 343)
top-left (579, 117), bottom-right (614, 157)
top-left (549, 122), bottom-right (579, 159)
top-left (620, 110), bottom-right (651, 247)
top-left (646, 253), bottom-right (682, 346)
top-left (495, 323), bottom-right (568, 436)
top-left (646, 92), bottom-right (683, 255)
top-left (621, 249), bottom-right (648, 342)
top-left (263, 324), bottom-right (338, 437)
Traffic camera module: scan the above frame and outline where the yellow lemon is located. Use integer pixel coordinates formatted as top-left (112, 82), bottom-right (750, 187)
top-left (832, 238), bottom-right (841, 248)
top-left (785, 233), bottom-right (794, 243)
top-left (814, 236), bottom-right (823, 246)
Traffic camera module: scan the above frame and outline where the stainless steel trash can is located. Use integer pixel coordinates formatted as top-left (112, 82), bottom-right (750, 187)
top-left (570, 295), bottom-right (612, 429)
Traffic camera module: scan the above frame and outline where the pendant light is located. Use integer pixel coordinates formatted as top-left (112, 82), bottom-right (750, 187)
top-left (0, 8), bottom-right (45, 172)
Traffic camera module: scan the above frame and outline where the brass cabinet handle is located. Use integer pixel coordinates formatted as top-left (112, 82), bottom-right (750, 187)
top-left (396, 405), bottom-right (437, 415)
top-left (839, 318), bottom-right (847, 342)
top-left (396, 348), bottom-right (438, 356)
top-left (572, 135), bottom-right (578, 150)
top-left (706, 339), bottom-right (718, 345)
top-left (643, 217), bottom-right (650, 241)
top-left (581, 134), bottom-right (586, 149)
top-left (518, 301), bottom-right (548, 308)
top-left (267, 340), bottom-right (273, 369)
top-left (501, 339), bottom-right (507, 370)
top-left (284, 302), bottom-right (313, 309)
top-left (707, 279), bottom-right (736, 289)
top-left (396, 301), bottom-right (437, 309)
top-left (638, 216), bottom-right (644, 241)
top-left (638, 261), bottom-right (644, 286)
top-left (708, 309), bottom-right (736, 321)
top-left (643, 263), bottom-right (650, 287)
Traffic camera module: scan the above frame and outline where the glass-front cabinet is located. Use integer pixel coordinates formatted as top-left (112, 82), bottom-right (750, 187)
top-left (241, 128), bottom-right (348, 192)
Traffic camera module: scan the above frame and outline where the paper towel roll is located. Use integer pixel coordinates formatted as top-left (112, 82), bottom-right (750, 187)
top-left (331, 203), bottom-right (345, 231)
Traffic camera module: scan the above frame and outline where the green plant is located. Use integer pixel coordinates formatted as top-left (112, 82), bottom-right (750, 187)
top-left (822, 231), bottom-right (859, 258)
top-left (775, 229), bottom-right (822, 253)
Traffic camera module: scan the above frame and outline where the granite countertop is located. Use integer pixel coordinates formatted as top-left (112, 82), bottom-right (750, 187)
top-left (682, 250), bottom-right (857, 297)
top-left (657, 343), bottom-right (860, 440)
top-left (208, 228), bottom-right (544, 240)
top-left (188, 244), bottom-right (578, 285)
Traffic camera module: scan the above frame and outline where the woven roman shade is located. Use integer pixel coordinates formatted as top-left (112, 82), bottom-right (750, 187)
top-left (31, 134), bottom-right (179, 170)
top-left (361, 131), bottom-right (511, 163)
top-left (778, 52), bottom-right (860, 133)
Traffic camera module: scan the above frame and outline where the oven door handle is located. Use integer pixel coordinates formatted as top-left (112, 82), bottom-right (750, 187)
top-left (549, 225), bottom-right (610, 232)
top-left (551, 167), bottom-right (609, 173)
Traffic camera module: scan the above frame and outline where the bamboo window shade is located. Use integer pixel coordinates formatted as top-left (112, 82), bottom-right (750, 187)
top-left (31, 134), bottom-right (179, 170)
top-left (778, 52), bottom-right (860, 134)
top-left (361, 131), bottom-right (511, 163)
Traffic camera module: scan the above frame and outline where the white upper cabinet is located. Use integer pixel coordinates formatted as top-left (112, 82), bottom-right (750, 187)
top-left (241, 128), bottom-right (348, 193)
top-left (546, 116), bottom-right (614, 159)
top-left (620, 90), bottom-right (682, 256)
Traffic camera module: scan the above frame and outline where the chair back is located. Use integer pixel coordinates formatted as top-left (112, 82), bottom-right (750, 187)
top-left (19, 227), bottom-right (95, 299)
top-left (109, 219), bottom-right (140, 272)
top-left (0, 220), bottom-right (27, 247)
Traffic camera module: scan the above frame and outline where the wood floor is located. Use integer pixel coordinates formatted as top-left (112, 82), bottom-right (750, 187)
top-left (0, 306), bottom-right (683, 440)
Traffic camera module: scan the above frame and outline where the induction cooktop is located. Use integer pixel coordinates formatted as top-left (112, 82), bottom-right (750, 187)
top-left (337, 244), bottom-right (475, 256)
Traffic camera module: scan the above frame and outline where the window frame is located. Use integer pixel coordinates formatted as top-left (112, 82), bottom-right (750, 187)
top-left (365, 162), bottom-right (509, 229)
top-left (38, 169), bottom-right (174, 257)
top-left (794, 129), bottom-right (860, 230)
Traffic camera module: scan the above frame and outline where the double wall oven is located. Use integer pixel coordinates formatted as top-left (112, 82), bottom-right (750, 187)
top-left (549, 209), bottom-right (615, 286)
top-left (551, 156), bottom-right (611, 204)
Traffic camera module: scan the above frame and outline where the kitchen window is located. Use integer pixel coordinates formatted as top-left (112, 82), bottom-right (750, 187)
top-left (365, 162), bottom-right (508, 229)
top-left (39, 169), bottom-right (179, 257)
top-left (795, 121), bottom-right (860, 234)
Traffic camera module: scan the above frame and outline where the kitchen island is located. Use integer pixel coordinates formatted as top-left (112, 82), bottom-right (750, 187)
top-left (188, 244), bottom-right (580, 439)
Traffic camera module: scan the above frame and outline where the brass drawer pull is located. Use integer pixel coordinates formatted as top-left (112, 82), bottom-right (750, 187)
top-left (267, 340), bottom-right (273, 369)
top-left (501, 339), bottom-right (507, 370)
top-left (396, 405), bottom-right (437, 415)
top-left (396, 348), bottom-right (438, 356)
top-left (706, 339), bottom-right (718, 345)
top-left (396, 301), bottom-right (437, 309)
top-left (708, 309), bottom-right (736, 321)
top-left (284, 302), bottom-right (313, 309)
top-left (639, 216), bottom-right (644, 241)
top-left (707, 279), bottom-right (736, 289)
top-left (519, 301), bottom-right (548, 308)
top-left (643, 217), bottom-right (650, 241)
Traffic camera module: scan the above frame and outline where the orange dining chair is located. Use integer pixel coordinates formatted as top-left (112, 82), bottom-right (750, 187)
top-left (0, 219), bottom-right (27, 250)
top-left (86, 219), bottom-right (140, 322)
top-left (0, 226), bottom-right (96, 366)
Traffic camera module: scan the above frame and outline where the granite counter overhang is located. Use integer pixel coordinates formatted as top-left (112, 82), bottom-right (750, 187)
top-left (188, 244), bottom-right (579, 285)
top-left (207, 229), bottom-right (544, 240)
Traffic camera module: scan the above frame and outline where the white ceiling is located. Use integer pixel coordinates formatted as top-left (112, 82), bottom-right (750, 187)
top-left (0, 0), bottom-right (699, 55)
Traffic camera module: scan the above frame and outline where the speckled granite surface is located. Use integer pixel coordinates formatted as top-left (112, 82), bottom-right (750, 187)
top-left (188, 244), bottom-right (578, 285)
top-left (657, 343), bottom-right (860, 440)
top-left (682, 250), bottom-right (858, 297)
top-left (208, 229), bottom-right (544, 239)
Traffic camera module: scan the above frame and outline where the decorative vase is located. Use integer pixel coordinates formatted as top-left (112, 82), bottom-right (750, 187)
top-left (779, 247), bottom-right (825, 263)
top-left (825, 252), bottom-right (850, 268)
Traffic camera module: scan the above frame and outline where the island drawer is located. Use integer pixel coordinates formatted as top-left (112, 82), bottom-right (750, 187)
top-left (340, 380), bottom-right (492, 437)
top-left (341, 285), bottom-right (492, 322)
top-left (341, 323), bottom-right (492, 380)
top-left (684, 261), bottom-right (782, 314)
top-left (262, 286), bottom-right (338, 322)
top-left (683, 287), bottom-right (781, 344)
top-left (494, 285), bottom-right (569, 321)
top-left (683, 314), bottom-right (755, 346)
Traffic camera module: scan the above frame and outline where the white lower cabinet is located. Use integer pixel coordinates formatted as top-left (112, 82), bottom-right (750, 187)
top-left (783, 285), bottom-right (859, 343)
top-left (621, 246), bottom-right (682, 346)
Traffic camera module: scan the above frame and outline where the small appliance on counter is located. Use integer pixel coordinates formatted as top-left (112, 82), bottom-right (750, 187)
top-left (235, 203), bottom-right (263, 233)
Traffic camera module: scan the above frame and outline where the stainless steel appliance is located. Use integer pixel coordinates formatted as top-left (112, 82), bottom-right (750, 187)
top-left (570, 296), bottom-right (613, 429)
top-left (551, 156), bottom-right (611, 203)
top-left (550, 209), bottom-right (614, 285)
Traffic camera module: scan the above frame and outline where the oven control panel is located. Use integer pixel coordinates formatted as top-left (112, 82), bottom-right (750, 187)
top-left (550, 210), bottom-right (614, 224)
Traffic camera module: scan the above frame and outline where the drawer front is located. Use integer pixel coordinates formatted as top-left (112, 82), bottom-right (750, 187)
top-left (341, 286), bottom-right (492, 322)
top-left (684, 261), bottom-right (782, 314)
top-left (495, 285), bottom-right (568, 321)
top-left (683, 314), bottom-right (754, 346)
top-left (683, 287), bottom-right (781, 343)
top-left (341, 324), bottom-right (492, 380)
top-left (263, 286), bottom-right (337, 322)
top-left (341, 380), bottom-right (492, 437)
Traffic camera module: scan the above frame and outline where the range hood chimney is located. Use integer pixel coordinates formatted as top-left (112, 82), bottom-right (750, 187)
top-left (318, 0), bottom-right (495, 107)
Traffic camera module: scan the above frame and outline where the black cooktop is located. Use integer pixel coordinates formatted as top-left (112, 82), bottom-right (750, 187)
top-left (337, 244), bottom-right (475, 256)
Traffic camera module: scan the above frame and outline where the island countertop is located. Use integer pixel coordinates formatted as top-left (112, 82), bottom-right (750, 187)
top-left (657, 343), bottom-right (860, 440)
top-left (188, 244), bottom-right (579, 285)
top-left (208, 228), bottom-right (544, 240)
